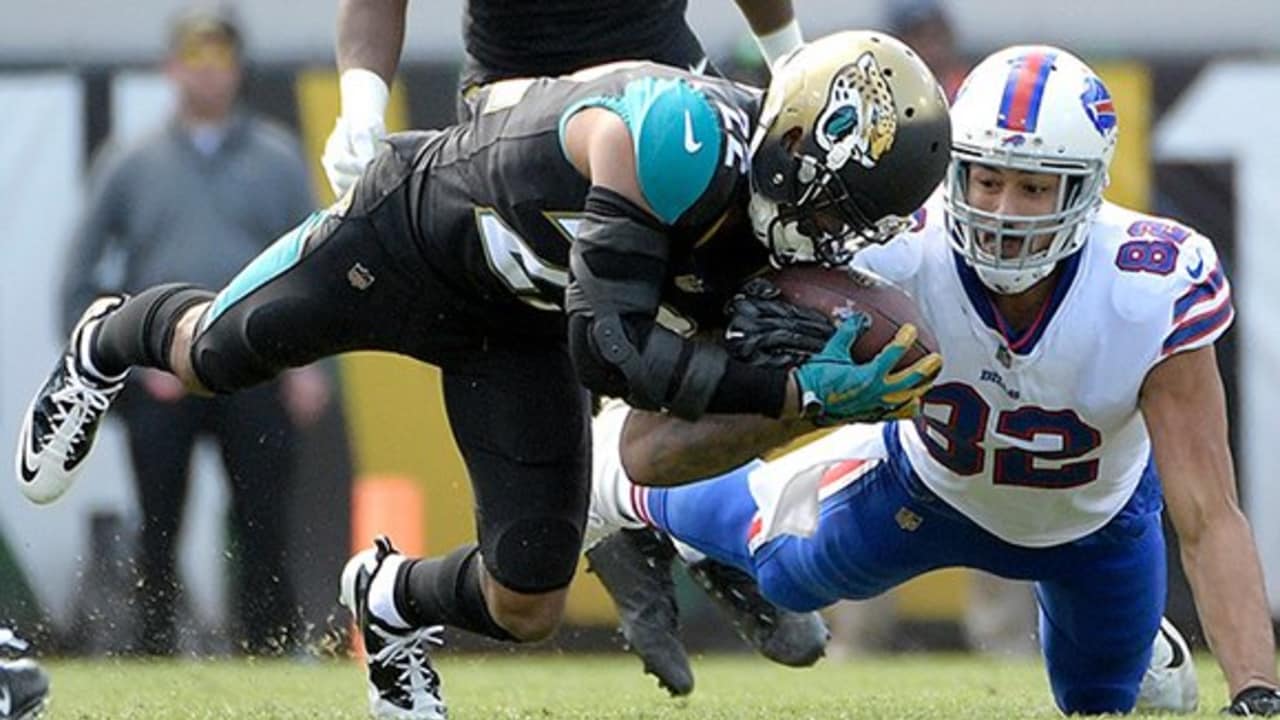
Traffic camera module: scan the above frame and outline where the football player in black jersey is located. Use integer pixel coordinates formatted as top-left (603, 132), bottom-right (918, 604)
top-left (321, 0), bottom-right (826, 698)
top-left (322, 0), bottom-right (806, 195)
top-left (17, 32), bottom-right (949, 718)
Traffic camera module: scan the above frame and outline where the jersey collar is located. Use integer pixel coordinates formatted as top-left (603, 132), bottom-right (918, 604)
top-left (952, 249), bottom-right (1082, 356)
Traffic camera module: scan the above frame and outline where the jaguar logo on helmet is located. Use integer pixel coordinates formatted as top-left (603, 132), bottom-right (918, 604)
top-left (813, 52), bottom-right (898, 171)
top-left (747, 30), bottom-right (952, 266)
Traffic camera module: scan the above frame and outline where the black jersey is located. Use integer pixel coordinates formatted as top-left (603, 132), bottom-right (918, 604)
top-left (411, 61), bottom-right (768, 336)
top-left (461, 0), bottom-right (706, 87)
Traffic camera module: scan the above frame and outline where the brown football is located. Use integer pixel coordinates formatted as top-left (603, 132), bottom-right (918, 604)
top-left (766, 265), bottom-right (938, 368)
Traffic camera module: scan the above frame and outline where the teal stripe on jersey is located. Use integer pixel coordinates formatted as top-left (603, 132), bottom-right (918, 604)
top-left (203, 211), bottom-right (322, 329)
top-left (559, 77), bottom-right (721, 224)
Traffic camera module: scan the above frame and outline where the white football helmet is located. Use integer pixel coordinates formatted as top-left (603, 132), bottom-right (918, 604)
top-left (945, 46), bottom-right (1118, 294)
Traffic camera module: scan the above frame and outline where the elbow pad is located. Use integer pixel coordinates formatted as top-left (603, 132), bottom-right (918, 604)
top-left (566, 186), bottom-right (728, 419)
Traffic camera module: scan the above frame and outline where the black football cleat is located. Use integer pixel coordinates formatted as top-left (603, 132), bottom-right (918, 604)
top-left (687, 558), bottom-right (828, 667)
top-left (15, 295), bottom-right (128, 505)
top-left (586, 528), bottom-right (693, 696)
top-left (0, 659), bottom-right (49, 720)
top-left (340, 536), bottom-right (447, 719)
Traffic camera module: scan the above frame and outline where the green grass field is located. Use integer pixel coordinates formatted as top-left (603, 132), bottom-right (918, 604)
top-left (38, 652), bottom-right (1232, 719)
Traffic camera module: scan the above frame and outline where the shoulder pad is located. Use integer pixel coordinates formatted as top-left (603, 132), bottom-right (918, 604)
top-left (558, 77), bottom-right (727, 224)
top-left (1101, 211), bottom-right (1234, 356)
top-left (627, 78), bottom-right (722, 224)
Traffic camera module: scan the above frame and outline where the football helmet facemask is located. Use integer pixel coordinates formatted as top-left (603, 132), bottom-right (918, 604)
top-left (749, 31), bottom-right (951, 266)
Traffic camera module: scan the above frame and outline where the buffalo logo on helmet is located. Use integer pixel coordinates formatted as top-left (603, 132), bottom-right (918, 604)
top-left (1080, 76), bottom-right (1117, 137)
top-left (813, 52), bottom-right (899, 171)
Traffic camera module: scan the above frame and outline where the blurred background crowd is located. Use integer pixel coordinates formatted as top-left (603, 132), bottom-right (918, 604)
top-left (1, 0), bottom-right (1278, 660)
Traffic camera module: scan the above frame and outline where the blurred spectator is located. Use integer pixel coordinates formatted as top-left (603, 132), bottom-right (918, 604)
top-left (887, 0), bottom-right (968, 100)
top-left (59, 3), bottom-right (329, 656)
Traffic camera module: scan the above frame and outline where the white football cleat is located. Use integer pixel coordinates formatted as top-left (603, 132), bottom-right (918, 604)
top-left (1136, 617), bottom-right (1198, 714)
top-left (15, 295), bottom-right (128, 504)
top-left (340, 536), bottom-right (447, 719)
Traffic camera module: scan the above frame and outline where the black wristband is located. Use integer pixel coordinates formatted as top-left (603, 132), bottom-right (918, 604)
top-left (707, 358), bottom-right (788, 417)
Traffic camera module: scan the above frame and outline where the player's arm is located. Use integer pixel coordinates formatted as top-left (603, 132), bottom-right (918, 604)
top-left (619, 409), bottom-right (816, 486)
top-left (733, 0), bottom-right (804, 68)
top-left (1141, 345), bottom-right (1280, 701)
top-left (322, 0), bottom-right (407, 197)
top-left (336, 0), bottom-right (407, 81)
top-left (561, 106), bottom-right (799, 421)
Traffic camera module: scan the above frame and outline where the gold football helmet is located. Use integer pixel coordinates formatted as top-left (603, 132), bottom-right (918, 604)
top-left (749, 30), bottom-right (951, 265)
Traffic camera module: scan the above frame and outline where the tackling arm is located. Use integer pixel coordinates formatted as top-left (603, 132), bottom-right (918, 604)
top-left (1142, 346), bottom-right (1279, 698)
top-left (561, 107), bottom-right (799, 421)
top-left (620, 409), bottom-right (817, 486)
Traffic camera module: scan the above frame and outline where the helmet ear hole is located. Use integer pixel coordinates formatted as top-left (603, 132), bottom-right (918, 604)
top-left (781, 126), bottom-right (804, 154)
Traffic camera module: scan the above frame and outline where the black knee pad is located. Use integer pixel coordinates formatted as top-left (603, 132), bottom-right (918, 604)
top-left (482, 518), bottom-right (584, 594)
top-left (189, 298), bottom-right (288, 393)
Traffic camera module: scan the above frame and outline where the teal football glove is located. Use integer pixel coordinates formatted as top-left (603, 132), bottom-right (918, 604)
top-left (793, 314), bottom-right (942, 425)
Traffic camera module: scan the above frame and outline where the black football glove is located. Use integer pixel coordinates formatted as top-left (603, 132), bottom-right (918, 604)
top-left (724, 277), bottom-right (835, 368)
top-left (1226, 686), bottom-right (1280, 716)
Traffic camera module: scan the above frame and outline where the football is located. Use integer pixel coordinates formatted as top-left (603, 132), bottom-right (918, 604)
top-left (766, 264), bottom-right (938, 368)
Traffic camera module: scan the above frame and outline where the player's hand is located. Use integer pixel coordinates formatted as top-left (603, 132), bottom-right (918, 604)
top-left (1226, 686), bottom-right (1280, 716)
top-left (322, 115), bottom-right (385, 198)
top-left (321, 68), bottom-right (390, 198)
top-left (792, 316), bottom-right (941, 425)
top-left (724, 278), bottom-right (835, 368)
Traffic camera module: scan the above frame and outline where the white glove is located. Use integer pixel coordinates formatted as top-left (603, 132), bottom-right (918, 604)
top-left (321, 68), bottom-right (390, 198)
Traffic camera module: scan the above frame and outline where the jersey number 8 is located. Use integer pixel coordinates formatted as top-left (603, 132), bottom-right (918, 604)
top-left (914, 382), bottom-right (1102, 489)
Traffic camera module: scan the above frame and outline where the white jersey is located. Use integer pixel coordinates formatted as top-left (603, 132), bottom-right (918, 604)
top-left (849, 195), bottom-right (1234, 547)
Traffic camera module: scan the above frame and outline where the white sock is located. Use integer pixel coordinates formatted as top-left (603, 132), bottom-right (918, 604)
top-left (367, 553), bottom-right (411, 629)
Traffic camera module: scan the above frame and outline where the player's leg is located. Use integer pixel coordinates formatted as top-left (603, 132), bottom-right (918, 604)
top-left (121, 390), bottom-right (200, 655)
top-left (340, 342), bottom-right (590, 718)
top-left (593, 424), bottom-right (966, 613)
top-left (432, 344), bottom-right (590, 640)
top-left (1033, 468), bottom-right (1179, 714)
top-left (16, 135), bottom-right (432, 504)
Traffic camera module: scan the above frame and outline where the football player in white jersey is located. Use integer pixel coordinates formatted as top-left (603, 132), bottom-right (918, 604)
top-left (587, 46), bottom-right (1280, 715)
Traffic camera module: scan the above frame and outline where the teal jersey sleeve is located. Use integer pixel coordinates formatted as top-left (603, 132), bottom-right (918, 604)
top-left (559, 77), bottom-right (722, 224)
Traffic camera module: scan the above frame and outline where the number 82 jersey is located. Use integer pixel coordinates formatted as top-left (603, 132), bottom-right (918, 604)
top-left (854, 196), bottom-right (1234, 547)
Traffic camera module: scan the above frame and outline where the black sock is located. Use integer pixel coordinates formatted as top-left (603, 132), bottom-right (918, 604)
top-left (394, 544), bottom-right (516, 642)
top-left (91, 284), bottom-right (214, 376)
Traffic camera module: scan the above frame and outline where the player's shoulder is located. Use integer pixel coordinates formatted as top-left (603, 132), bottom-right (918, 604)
top-left (1086, 202), bottom-right (1232, 347)
top-left (1089, 202), bottom-right (1224, 296)
top-left (625, 73), bottom-right (747, 224)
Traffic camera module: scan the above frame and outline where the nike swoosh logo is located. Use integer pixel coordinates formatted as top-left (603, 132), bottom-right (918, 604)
top-left (17, 423), bottom-right (39, 483)
top-left (688, 57), bottom-right (709, 75)
top-left (0, 684), bottom-right (11, 716)
top-left (1187, 254), bottom-right (1205, 280)
top-left (1161, 625), bottom-right (1186, 669)
top-left (683, 111), bottom-right (702, 153)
